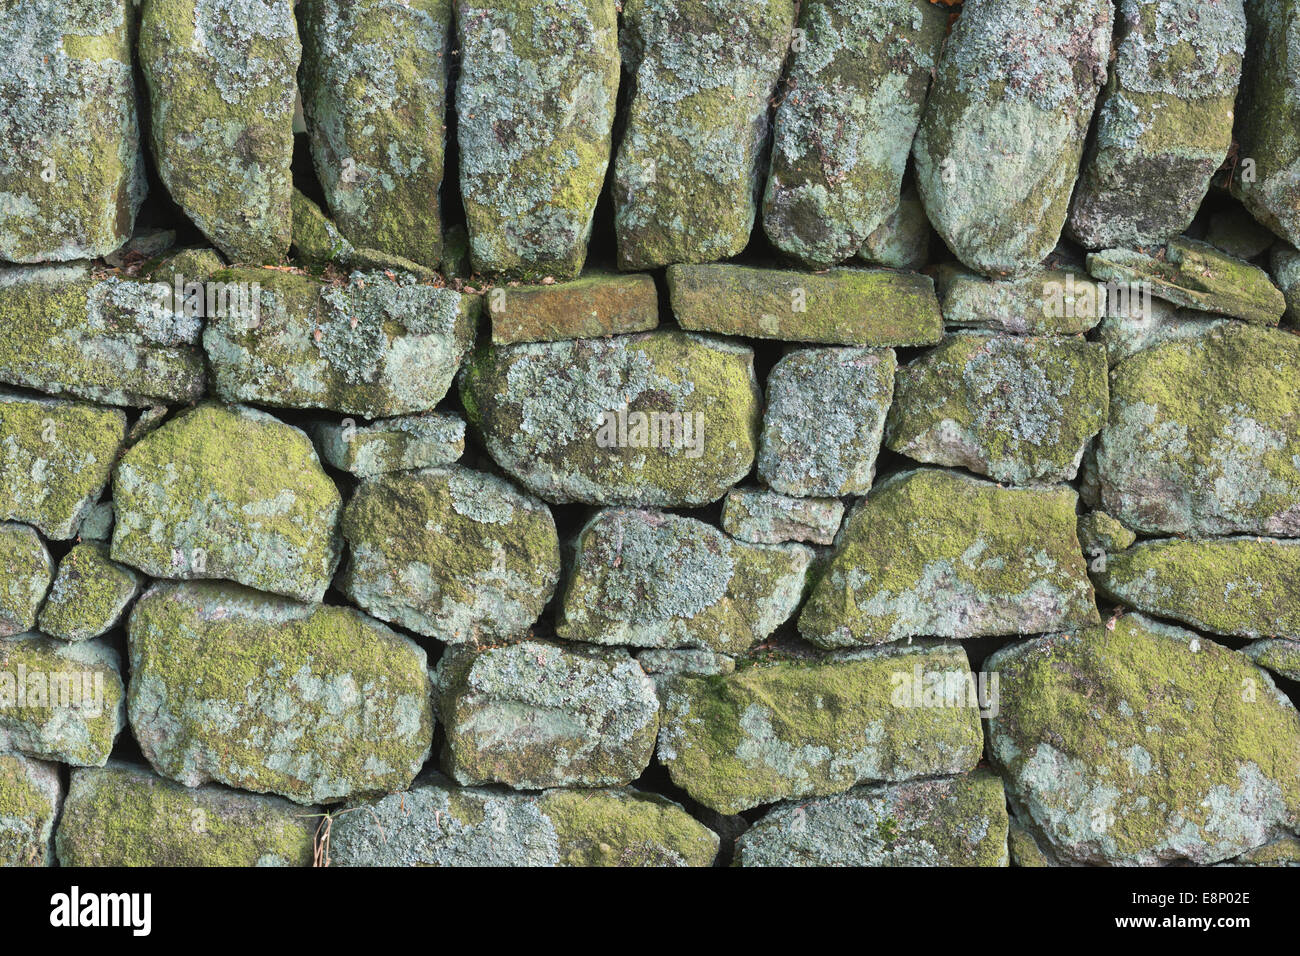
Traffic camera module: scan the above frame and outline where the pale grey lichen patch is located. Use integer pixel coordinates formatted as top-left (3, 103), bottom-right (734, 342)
top-left (0, 523), bottom-right (52, 637)
top-left (311, 413), bottom-right (464, 478)
top-left (1242, 639), bottom-right (1300, 682)
top-left (721, 487), bottom-right (844, 546)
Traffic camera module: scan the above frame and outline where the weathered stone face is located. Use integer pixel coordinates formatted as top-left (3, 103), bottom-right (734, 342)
top-left (340, 465), bottom-right (559, 644)
top-left (56, 762), bottom-right (316, 866)
top-left (111, 403), bottom-right (342, 603)
top-left (857, 187), bottom-right (933, 271)
top-left (128, 581), bottom-right (433, 805)
top-left (988, 614), bottom-right (1300, 866)
top-left (37, 542), bottom-right (141, 643)
top-left (936, 265), bottom-right (1107, 335)
top-left (436, 640), bottom-right (659, 790)
top-left (0, 0), bottom-right (145, 262)
top-left (311, 413), bottom-right (465, 478)
top-left (460, 330), bottom-right (761, 506)
top-left (0, 752), bottom-right (62, 867)
top-left (488, 273), bottom-right (659, 345)
top-left (0, 524), bottom-right (51, 638)
top-left (721, 488), bottom-right (844, 546)
top-left (1243, 639), bottom-right (1300, 683)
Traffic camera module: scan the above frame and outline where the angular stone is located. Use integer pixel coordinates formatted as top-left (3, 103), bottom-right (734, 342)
top-left (762, 0), bottom-right (947, 267)
top-left (129, 581), bottom-right (433, 805)
top-left (37, 542), bottom-right (141, 643)
top-left (657, 642), bottom-right (984, 814)
top-left (139, 0), bottom-right (299, 263)
top-left (988, 614), bottom-right (1300, 865)
top-left (289, 188), bottom-right (355, 267)
top-left (799, 469), bottom-right (1098, 648)
top-left (203, 269), bottom-right (478, 418)
top-left (0, 392), bottom-right (125, 540)
top-left (667, 264), bottom-right (943, 346)
top-left (311, 413), bottom-right (464, 478)
top-left (1094, 298), bottom-right (1222, 366)
top-left (1096, 537), bottom-right (1300, 640)
top-left (1095, 323), bottom-right (1300, 537)
top-left (489, 273), bottom-right (659, 345)
top-left (112, 403), bottom-right (342, 603)
top-left (300, 0), bottom-right (450, 269)
top-left (0, 524), bottom-right (51, 638)
top-left (329, 775), bottom-right (717, 867)
top-left (76, 502), bottom-right (114, 543)
top-left (341, 464), bottom-right (559, 644)
top-left (0, 753), bottom-right (61, 867)
top-left (436, 640), bottom-right (659, 790)
top-left (1087, 238), bottom-right (1285, 325)
top-left (1207, 205), bottom-right (1277, 261)
top-left (56, 762), bottom-right (316, 866)
top-left (1243, 640), bottom-right (1300, 682)
top-left (937, 264), bottom-right (1106, 335)
top-left (885, 332), bottom-right (1109, 484)
top-left (461, 330), bottom-right (760, 506)
top-left (1272, 244), bottom-right (1300, 325)
top-left (1076, 511), bottom-right (1136, 556)
top-left (857, 188), bottom-right (933, 271)
top-left (557, 509), bottom-right (811, 655)
top-left (721, 488), bottom-right (844, 546)
top-left (1228, 835), bottom-right (1300, 867)
top-left (0, 0), bottom-right (145, 262)
top-left (1007, 819), bottom-right (1054, 867)
top-left (0, 635), bottom-right (124, 766)
top-left (1067, 0), bottom-right (1246, 249)
top-left (0, 264), bottom-right (205, 408)
top-left (637, 649), bottom-right (737, 695)
top-left (759, 347), bottom-right (895, 496)
top-left (613, 0), bottom-right (795, 269)
top-left (735, 771), bottom-right (1009, 867)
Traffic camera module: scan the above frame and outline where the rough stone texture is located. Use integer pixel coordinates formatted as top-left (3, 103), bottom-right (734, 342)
top-left (936, 264), bottom-right (1106, 335)
top-left (914, 0), bottom-right (1112, 275)
top-left (1272, 244), bottom-right (1300, 325)
top-left (613, 0), bottom-right (795, 269)
top-left (1094, 298), bottom-right (1223, 366)
top-left (0, 391), bottom-right (125, 540)
top-left (289, 188), bottom-right (356, 267)
top-left (1208, 205), bottom-right (1277, 261)
top-left (329, 775), bottom-right (717, 867)
top-left (988, 614), bottom-right (1300, 866)
top-left (656, 642), bottom-right (984, 814)
top-left (457, 0), bottom-right (619, 278)
top-left (0, 524), bottom-right (52, 638)
top-left (311, 413), bottom-right (464, 478)
top-left (203, 269), bottom-right (478, 418)
top-left (128, 581), bottom-right (433, 805)
top-left (489, 273), bottom-right (659, 345)
top-left (111, 403), bottom-right (342, 603)
top-left (556, 509), bottom-right (811, 655)
top-left (1094, 323), bottom-right (1300, 537)
top-left (721, 487), bottom-right (844, 546)
top-left (1007, 819), bottom-right (1054, 867)
top-left (885, 332), bottom-right (1109, 484)
top-left (637, 649), bottom-right (737, 694)
top-left (0, 635), bottom-right (125, 767)
top-left (799, 469), bottom-right (1098, 648)
top-left (300, 0), bottom-right (450, 270)
top-left (340, 464), bottom-right (558, 645)
top-left (1067, 0), bottom-right (1246, 249)
top-left (435, 640), bottom-right (659, 790)
top-left (1096, 536), bottom-right (1300, 639)
top-left (761, 0), bottom-right (947, 267)
top-left (56, 762), bottom-right (316, 866)
top-left (37, 542), bottom-right (140, 643)
top-left (1228, 835), bottom-right (1300, 866)
top-left (0, 0), bottom-right (145, 262)
top-left (1243, 639), bottom-right (1300, 682)
top-left (668, 264), bottom-right (943, 346)
top-left (1077, 511), bottom-right (1137, 556)
top-left (138, 0), bottom-right (300, 263)
top-left (759, 347), bottom-right (896, 496)
top-left (735, 771), bottom-right (1009, 867)
top-left (461, 330), bottom-right (760, 507)
top-left (857, 187), bottom-right (933, 271)
top-left (0, 752), bottom-right (62, 866)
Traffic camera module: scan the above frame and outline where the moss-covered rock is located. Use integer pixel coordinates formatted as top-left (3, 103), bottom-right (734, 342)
top-left (128, 580), bottom-right (433, 805)
top-left (1095, 323), bottom-right (1300, 536)
top-left (112, 403), bottom-right (342, 603)
top-left (1227, 835), bottom-right (1300, 866)
top-left (936, 264), bottom-right (1106, 335)
top-left (0, 524), bottom-right (51, 638)
top-left (1243, 639), bottom-right (1300, 682)
top-left (637, 649), bottom-right (737, 697)
top-left (857, 186), bottom-right (934, 271)
top-left (461, 330), bottom-right (760, 506)
top-left (759, 346), bottom-right (896, 496)
top-left (761, 0), bottom-right (946, 267)
top-left (613, 0), bottom-right (795, 269)
top-left (656, 642), bottom-right (984, 814)
top-left (800, 468), bottom-right (1098, 647)
top-left (203, 268), bottom-right (478, 418)
top-left (1077, 511), bottom-right (1137, 556)
top-left (488, 273), bottom-right (659, 345)
top-left (0, 634), bottom-right (124, 766)
top-left (721, 487), bottom-right (844, 546)
top-left (0, 0), bottom-right (145, 262)
top-left (300, 0), bottom-right (450, 270)
top-left (1272, 244), bottom-right (1300, 326)
top-left (311, 413), bottom-right (464, 478)
top-left (37, 542), bottom-right (141, 643)
top-left (1007, 818), bottom-right (1055, 867)
top-left (913, 0), bottom-right (1112, 275)
top-left (0, 752), bottom-right (61, 867)
top-left (1094, 298), bottom-right (1225, 367)
top-left (885, 332), bottom-right (1109, 484)
top-left (557, 509), bottom-right (811, 655)
top-left (667, 264), bottom-right (943, 346)
top-left (735, 770), bottom-right (1009, 867)
top-left (138, 0), bottom-right (299, 263)
top-left (435, 640), bottom-right (659, 790)
top-left (288, 189), bottom-right (356, 268)
top-left (987, 613), bottom-right (1300, 865)
top-left (0, 391), bottom-right (126, 540)
top-left (56, 762), bottom-right (316, 866)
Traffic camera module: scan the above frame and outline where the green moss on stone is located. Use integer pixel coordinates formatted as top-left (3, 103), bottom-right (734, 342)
top-left (37, 542), bottom-right (141, 643)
